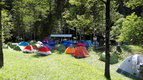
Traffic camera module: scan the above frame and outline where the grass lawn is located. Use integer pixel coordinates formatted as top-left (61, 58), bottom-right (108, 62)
top-left (1, 45), bottom-right (142, 80)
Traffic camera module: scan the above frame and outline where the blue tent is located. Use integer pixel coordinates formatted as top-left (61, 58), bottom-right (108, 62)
top-left (60, 40), bottom-right (66, 44)
top-left (84, 41), bottom-right (90, 48)
top-left (93, 41), bottom-right (99, 47)
top-left (48, 42), bottom-right (55, 49)
top-left (18, 42), bottom-right (28, 46)
top-left (49, 40), bottom-right (54, 43)
top-left (87, 40), bottom-right (92, 45)
top-left (42, 41), bottom-right (48, 44)
top-left (68, 40), bottom-right (72, 44)
top-left (44, 44), bottom-right (52, 51)
top-left (80, 40), bottom-right (84, 43)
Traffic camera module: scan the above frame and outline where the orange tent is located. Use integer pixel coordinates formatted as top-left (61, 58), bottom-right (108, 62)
top-left (65, 47), bottom-right (75, 54)
top-left (72, 46), bottom-right (90, 58)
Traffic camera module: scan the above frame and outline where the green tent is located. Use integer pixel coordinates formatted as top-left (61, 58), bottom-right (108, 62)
top-left (9, 43), bottom-right (18, 49)
top-left (3, 44), bottom-right (8, 49)
top-left (13, 46), bottom-right (25, 51)
top-left (55, 44), bottom-right (61, 49)
top-left (57, 45), bottom-right (66, 51)
top-left (29, 40), bottom-right (36, 45)
top-left (99, 52), bottom-right (118, 64)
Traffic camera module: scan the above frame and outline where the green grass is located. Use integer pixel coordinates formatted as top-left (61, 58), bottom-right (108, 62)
top-left (1, 45), bottom-right (142, 80)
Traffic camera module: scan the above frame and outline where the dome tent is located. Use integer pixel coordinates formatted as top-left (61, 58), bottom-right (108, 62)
top-left (99, 52), bottom-right (118, 64)
top-left (65, 47), bottom-right (75, 54)
top-left (72, 46), bottom-right (89, 58)
top-left (37, 46), bottom-right (52, 56)
top-left (13, 46), bottom-right (25, 51)
top-left (116, 54), bottom-right (143, 80)
top-left (23, 45), bottom-right (37, 53)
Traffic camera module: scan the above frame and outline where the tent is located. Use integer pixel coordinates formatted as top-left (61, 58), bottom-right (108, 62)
top-left (73, 40), bottom-right (78, 45)
top-left (29, 40), bottom-right (36, 45)
top-left (35, 41), bottom-right (43, 48)
top-left (57, 45), bottom-right (66, 51)
top-left (116, 54), bottom-right (143, 80)
top-left (65, 47), bottom-right (75, 54)
top-left (42, 39), bottom-right (49, 42)
top-left (9, 43), bottom-right (18, 49)
top-left (72, 46), bottom-right (89, 58)
top-left (13, 46), bottom-right (25, 51)
top-left (37, 46), bottom-right (52, 56)
top-left (3, 44), bottom-right (8, 49)
top-left (18, 42), bottom-right (29, 46)
top-left (80, 40), bottom-right (84, 43)
top-left (49, 40), bottom-right (54, 43)
top-left (44, 44), bottom-right (52, 51)
top-left (99, 52), bottom-right (118, 64)
top-left (23, 45), bottom-right (37, 53)
top-left (84, 41), bottom-right (90, 48)
top-left (75, 43), bottom-right (85, 48)
top-left (87, 40), bottom-right (92, 45)
top-left (60, 40), bottom-right (66, 44)
top-left (93, 41), bottom-right (99, 47)
top-left (48, 42), bottom-right (55, 49)
top-left (63, 41), bottom-right (72, 48)
top-left (55, 40), bottom-right (60, 44)
top-left (55, 44), bottom-right (61, 49)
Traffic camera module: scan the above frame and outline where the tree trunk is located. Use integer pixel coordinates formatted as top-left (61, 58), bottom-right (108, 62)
top-left (0, 6), bottom-right (4, 68)
top-left (104, 0), bottom-right (111, 79)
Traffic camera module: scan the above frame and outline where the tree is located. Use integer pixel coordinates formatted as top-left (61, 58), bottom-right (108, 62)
top-left (0, 0), bottom-right (4, 68)
top-left (104, 0), bottom-right (111, 79)
top-left (117, 12), bottom-right (143, 44)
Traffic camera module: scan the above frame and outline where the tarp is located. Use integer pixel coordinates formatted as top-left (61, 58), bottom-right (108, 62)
top-left (99, 52), bottom-right (118, 64)
top-left (37, 46), bottom-right (52, 56)
top-left (72, 47), bottom-right (89, 58)
top-left (23, 45), bottom-right (36, 53)
top-left (116, 54), bottom-right (143, 79)
top-left (51, 34), bottom-right (72, 37)
top-left (65, 47), bottom-right (75, 54)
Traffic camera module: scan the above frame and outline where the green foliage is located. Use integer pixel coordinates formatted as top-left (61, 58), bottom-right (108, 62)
top-left (110, 18), bottom-right (124, 39)
top-left (117, 12), bottom-right (143, 44)
top-left (1, 9), bottom-right (13, 42)
top-left (124, 0), bottom-right (143, 9)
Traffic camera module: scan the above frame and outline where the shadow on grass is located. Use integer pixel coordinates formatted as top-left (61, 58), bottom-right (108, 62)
top-left (120, 45), bottom-right (132, 53)
top-left (32, 54), bottom-right (51, 58)
top-left (53, 50), bottom-right (65, 54)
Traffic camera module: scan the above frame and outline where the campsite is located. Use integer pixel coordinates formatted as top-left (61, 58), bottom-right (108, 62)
top-left (1, 40), bottom-right (143, 80)
top-left (0, 0), bottom-right (143, 80)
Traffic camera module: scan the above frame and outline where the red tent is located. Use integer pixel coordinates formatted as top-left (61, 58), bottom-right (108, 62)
top-left (72, 46), bottom-right (89, 58)
top-left (75, 43), bottom-right (85, 47)
top-left (42, 39), bottom-right (49, 42)
top-left (37, 46), bottom-right (51, 56)
top-left (23, 45), bottom-right (36, 53)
